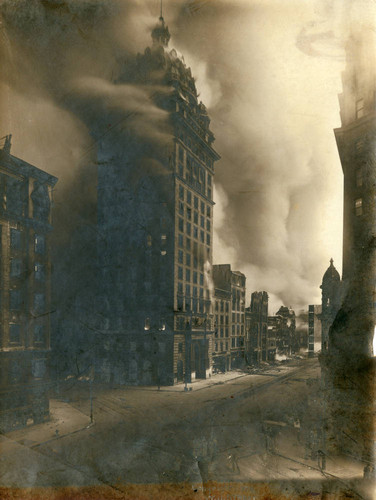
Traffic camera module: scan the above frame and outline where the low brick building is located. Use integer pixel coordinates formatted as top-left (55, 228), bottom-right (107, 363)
top-left (213, 264), bottom-right (246, 369)
top-left (212, 287), bottom-right (231, 372)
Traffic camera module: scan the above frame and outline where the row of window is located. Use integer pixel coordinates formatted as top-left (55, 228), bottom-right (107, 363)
top-left (8, 290), bottom-right (45, 312)
top-left (177, 283), bottom-right (206, 298)
top-left (232, 324), bottom-right (245, 335)
top-left (178, 233), bottom-right (210, 258)
top-left (178, 212), bottom-right (211, 232)
top-left (0, 177), bottom-right (51, 222)
top-left (8, 323), bottom-right (45, 344)
top-left (214, 327), bottom-right (229, 338)
top-left (231, 337), bottom-right (244, 348)
top-left (177, 150), bottom-right (212, 199)
top-left (215, 314), bottom-right (230, 326)
top-left (215, 300), bottom-right (230, 313)
top-left (179, 202), bottom-right (211, 223)
top-left (178, 249), bottom-right (207, 269)
top-left (176, 132), bottom-right (214, 170)
top-left (178, 185), bottom-right (212, 216)
top-left (214, 341), bottom-right (229, 352)
top-left (232, 288), bottom-right (245, 311)
top-left (144, 318), bottom-right (166, 331)
top-left (176, 296), bottom-right (211, 315)
top-left (10, 229), bottom-right (46, 254)
top-left (232, 312), bottom-right (245, 323)
top-left (146, 234), bottom-right (167, 247)
top-left (215, 323), bottom-right (245, 336)
top-left (178, 232), bottom-right (211, 250)
top-left (177, 267), bottom-right (204, 285)
top-left (178, 218), bottom-right (211, 245)
top-left (10, 260), bottom-right (46, 281)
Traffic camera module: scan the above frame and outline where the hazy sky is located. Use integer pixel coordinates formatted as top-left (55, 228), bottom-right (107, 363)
top-left (0, 0), bottom-right (374, 313)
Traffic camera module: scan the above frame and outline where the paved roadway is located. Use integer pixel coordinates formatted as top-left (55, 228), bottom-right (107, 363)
top-left (37, 359), bottom-right (320, 483)
top-left (1, 358), bottom-right (368, 498)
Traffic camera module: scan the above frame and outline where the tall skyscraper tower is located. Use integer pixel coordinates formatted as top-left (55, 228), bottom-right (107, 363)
top-left (95, 14), bottom-right (220, 385)
top-left (322, 30), bottom-right (376, 459)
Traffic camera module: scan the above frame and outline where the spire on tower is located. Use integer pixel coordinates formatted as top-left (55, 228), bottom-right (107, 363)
top-left (151, 1), bottom-right (170, 47)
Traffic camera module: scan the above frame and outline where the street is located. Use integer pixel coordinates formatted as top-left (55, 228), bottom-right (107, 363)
top-left (1, 358), bottom-right (370, 498)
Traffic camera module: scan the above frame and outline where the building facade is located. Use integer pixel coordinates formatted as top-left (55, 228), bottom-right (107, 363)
top-left (272, 306), bottom-right (296, 356)
top-left (245, 291), bottom-right (268, 365)
top-left (319, 259), bottom-right (342, 352)
top-left (308, 304), bottom-right (322, 357)
top-left (0, 135), bottom-right (57, 431)
top-left (95, 16), bottom-right (220, 385)
top-left (212, 265), bottom-right (246, 369)
top-left (212, 287), bottom-right (231, 372)
top-left (320, 30), bottom-right (376, 459)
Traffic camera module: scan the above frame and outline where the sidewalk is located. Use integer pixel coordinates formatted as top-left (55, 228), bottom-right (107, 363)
top-left (3, 399), bottom-right (91, 449)
top-left (124, 361), bottom-right (304, 393)
top-left (214, 443), bottom-right (364, 482)
top-left (139, 369), bottom-right (249, 392)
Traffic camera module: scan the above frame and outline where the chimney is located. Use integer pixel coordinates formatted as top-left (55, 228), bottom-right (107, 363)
top-left (3, 134), bottom-right (12, 154)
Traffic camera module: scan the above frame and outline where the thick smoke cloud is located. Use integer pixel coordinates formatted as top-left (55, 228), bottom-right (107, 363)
top-left (0, 0), bottom-right (174, 371)
top-left (0, 0), bottom-right (374, 320)
top-left (171, 0), bottom-right (375, 312)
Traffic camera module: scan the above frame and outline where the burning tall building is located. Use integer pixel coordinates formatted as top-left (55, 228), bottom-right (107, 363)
top-left (94, 14), bottom-right (220, 385)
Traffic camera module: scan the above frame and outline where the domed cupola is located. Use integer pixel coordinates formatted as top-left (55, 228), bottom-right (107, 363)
top-left (322, 258), bottom-right (340, 284)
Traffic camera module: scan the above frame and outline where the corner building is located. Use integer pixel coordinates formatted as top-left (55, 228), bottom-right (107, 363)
top-left (0, 136), bottom-right (57, 431)
top-left (95, 16), bottom-right (220, 385)
top-left (320, 31), bottom-right (376, 460)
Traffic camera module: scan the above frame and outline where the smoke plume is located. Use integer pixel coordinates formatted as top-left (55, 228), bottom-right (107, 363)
top-left (0, 0), bottom-right (374, 321)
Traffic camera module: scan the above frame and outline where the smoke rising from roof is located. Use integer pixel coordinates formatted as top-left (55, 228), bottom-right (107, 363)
top-left (0, 0), bottom-right (374, 315)
top-left (172, 0), bottom-right (376, 311)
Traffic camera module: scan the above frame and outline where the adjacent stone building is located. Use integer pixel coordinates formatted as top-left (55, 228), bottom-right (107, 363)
top-left (0, 135), bottom-right (57, 431)
top-left (212, 286), bottom-right (231, 372)
top-left (307, 304), bottom-right (322, 357)
top-left (94, 15), bottom-right (220, 385)
top-left (272, 306), bottom-right (296, 356)
top-left (320, 30), bottom-right (376, 460)
top-left (212, 265), bottom-right (246, 369)
top-left (245, 291), bottom-right (268, 365)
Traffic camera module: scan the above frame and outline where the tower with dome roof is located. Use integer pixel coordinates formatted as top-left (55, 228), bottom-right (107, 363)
top-left (319, 258), bottom-right (342, 351)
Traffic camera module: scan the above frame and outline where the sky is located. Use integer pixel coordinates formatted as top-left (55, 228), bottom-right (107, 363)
top-left (0, 0), bottom-right (374, 314)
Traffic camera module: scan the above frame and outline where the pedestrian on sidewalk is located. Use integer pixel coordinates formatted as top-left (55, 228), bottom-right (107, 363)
top-left (317, 449), bottom-right (326, 470)
top-left (227, 453), bottom-right (240, 474)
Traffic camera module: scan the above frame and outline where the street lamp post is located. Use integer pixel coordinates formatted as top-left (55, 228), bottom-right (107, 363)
top-left (184, 312), bottom-right (192, 391)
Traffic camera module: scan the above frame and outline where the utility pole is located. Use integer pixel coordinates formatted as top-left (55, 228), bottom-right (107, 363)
top-left (89, 364), bottom-right (94, 424)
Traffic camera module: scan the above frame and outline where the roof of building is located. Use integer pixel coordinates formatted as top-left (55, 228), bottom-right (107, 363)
top-left (151, 15), bottom-right (171, 48)
top-left (0, 135), bottom-right (57, 185)
top-left (322, 258), bottom-right (340, 283)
